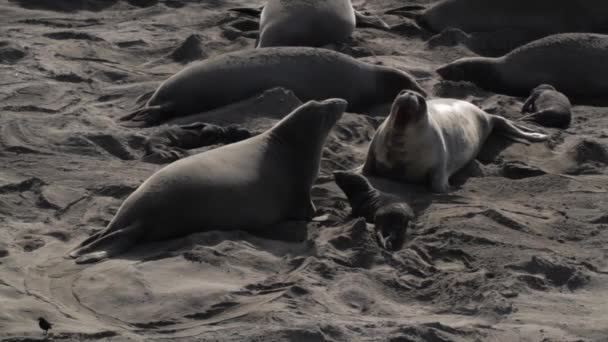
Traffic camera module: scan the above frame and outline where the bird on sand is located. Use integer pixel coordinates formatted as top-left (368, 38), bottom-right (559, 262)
top-left (38, 317), bottom-right (52, 336)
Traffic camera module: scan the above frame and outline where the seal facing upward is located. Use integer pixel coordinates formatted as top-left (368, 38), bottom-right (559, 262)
top-left (363, 90), bottom-right (548, 192)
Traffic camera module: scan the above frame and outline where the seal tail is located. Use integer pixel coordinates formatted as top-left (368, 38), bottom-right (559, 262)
top-left (67, 221), bottom-right (144, 264)
top-left (492, 116), bottom-right (548, 142)
top-left (119, 105), bottom-right (165, 127)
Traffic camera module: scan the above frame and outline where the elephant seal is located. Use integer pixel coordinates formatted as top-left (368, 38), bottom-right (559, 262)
top-left (436, 33), bottom-right (608, 99)
top-left (121, 47), bottom-right (425, 126)
top-left (258, 0), bottom-right (355, 47)
top-left (362, 90), bottom-right (549, 193)
top-left (394, 0), bottom-right (608, 35)
top-left (519, 84), bottom-right (572, 129)
top-left (334, 170), bottom-right (413, 251)
top-left (69, 98), bottom-right (347, 264)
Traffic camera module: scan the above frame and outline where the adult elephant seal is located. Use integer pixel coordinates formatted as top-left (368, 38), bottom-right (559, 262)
top-left (394, 0), bottom-right (608, 35)
top-left (334, 170), bottom-right (413, 251)
top-left (362, 90), bottom-right (548, 193)
top-left (436, 33), bottom-right (608, 99)
top-left (258, 0), bottom-right (355, 47)
top-left (120, 47), bottom-right (425, 127)
top-left (69, 98), bottom-right (347, 264)
top-left (519, 84), bottom-right (572, 129)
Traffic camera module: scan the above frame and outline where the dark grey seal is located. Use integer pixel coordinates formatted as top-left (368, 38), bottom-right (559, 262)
top-left (69, 99), bottom-right (347, 264)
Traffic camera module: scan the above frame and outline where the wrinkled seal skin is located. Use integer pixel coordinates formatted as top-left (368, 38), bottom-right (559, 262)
top-left (258, 0), bottom-right (355, 48)
top-left (120, 47), bottom-right (425, 126)
top-left (334, 170), bottom-right (413, 251)
top-left (69, 99), bottom-right (347, 264)
top-left (363, 90), bottom-right (548, 193)
top-left (437, 33), bottom-right (608, 99)
top-left (419, 0), bottom-right (608, 34)
top-left (520, 84), bottom-right (572, 128)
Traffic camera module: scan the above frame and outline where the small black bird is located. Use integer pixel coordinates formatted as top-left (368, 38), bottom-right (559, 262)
top-left (38, 317), bottom-right (52, 336)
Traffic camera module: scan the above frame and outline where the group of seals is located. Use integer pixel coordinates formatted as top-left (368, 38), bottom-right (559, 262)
top-left (519, 84), bottom-right (572, 128)
top-left (120, 47), bottom-right (424, 127)
top-left (437, 33), bottom-right (608, 99)
top-left (69, 99), bottom-right (347, 263)
top-left (334, 171), bottom-right (413, 251)
top-left (362, 90), bottom-right (548, 193)
top-left (72, 0), bottom-right (571, 261)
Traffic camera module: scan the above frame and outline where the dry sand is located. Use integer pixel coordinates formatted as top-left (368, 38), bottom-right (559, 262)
top-left (1, 0), bottom-right (608, 341)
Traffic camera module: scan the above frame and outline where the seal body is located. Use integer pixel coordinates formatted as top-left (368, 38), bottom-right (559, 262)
top-left (121, 47), bottom-right (425, 126)
top-left (69, 99), bottom-right (347, 264)
top-left (436, 33), bottom-right (608, 99)
top-left (520, 84), bottom-right (572, 128)
top-left (420, 0), bottom-right (608, 34)
top-left (333, 170), bottom-right (413, 251)
top-left (259, 0), bottom-right (356, 47)
top-left (363, 90), bottom-right (548, 193)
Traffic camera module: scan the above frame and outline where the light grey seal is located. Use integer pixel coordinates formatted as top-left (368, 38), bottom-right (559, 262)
top-left (120, 47), bottom-right (425, 126)
top-left (362, 90), bottom-right (549, 193)
top-left (69, 98), bottom-right (347, 264)
top-left (436, 33), bottom-right (608, 100)
top-left (519, 84), bottom-right (572, 129)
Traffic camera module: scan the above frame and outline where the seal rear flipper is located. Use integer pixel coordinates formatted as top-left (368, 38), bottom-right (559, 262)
top-left (119, 105), bottom-right (166, 127)
top-left (384, 5), bottom-right (426, 18)
top-left (68, 222), bottom-right (144, 264)
top-left (355, 10), bottom-right (390, 30)
top-left (228, 6), bottom-right (263, 17)
top-left (492, 115), bottom-right (549, 142)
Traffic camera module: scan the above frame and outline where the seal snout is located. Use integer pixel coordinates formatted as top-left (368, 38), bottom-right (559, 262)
top-left (391, 91), bottom-right (425, 126)
top-left (318, 98), bottom-right (347, 123)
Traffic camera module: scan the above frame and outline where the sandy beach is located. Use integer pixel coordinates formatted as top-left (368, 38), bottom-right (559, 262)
top-left (1, 0), bottom-right (607, 340)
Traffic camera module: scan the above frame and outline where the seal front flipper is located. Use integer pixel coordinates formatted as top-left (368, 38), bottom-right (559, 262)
top-left (288, 196), bottom-right (316, 221)
top-left (68, 221), bottom-right (144, 264)
top-left (119, 105), bottom-right (167, 127)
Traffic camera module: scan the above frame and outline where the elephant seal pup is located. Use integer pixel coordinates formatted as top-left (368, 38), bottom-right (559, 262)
top-left (334, 170), bottom-right (413, 251)
top-left (121, 47), bottom-right (424, 126)
top-left (258, 0), bottom-right (355, 48)
top-left (436, 33), bottom-right (608, 99)
top-left (69, 98), bottom-right (347, 264)
top-left (392, 0), bottom-right (608, 35)
top-left (519, 84), bottom-right (572, 129)
top-left (362, 90), bottom-right (548, 193)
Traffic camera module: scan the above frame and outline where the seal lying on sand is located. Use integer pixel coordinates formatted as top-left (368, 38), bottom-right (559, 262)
top-left (258, 0), bottom-right (355, 47)
top-left (389, 0), bottom-right (608, 35)
top-left (363, 90), bottom-right (549, 193)
top-left (436, 33), bottom-right (608, 99)
top-left (519, 84), bottom-right (572, 129)
top-left (69, 99), bottom-right (347, 264)
top-left (120, 47), bottom-right (425, 126)
top-left (334, 170), bottom-right (413, 251)
top-left (231, 1), bottom-right (389, 47)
